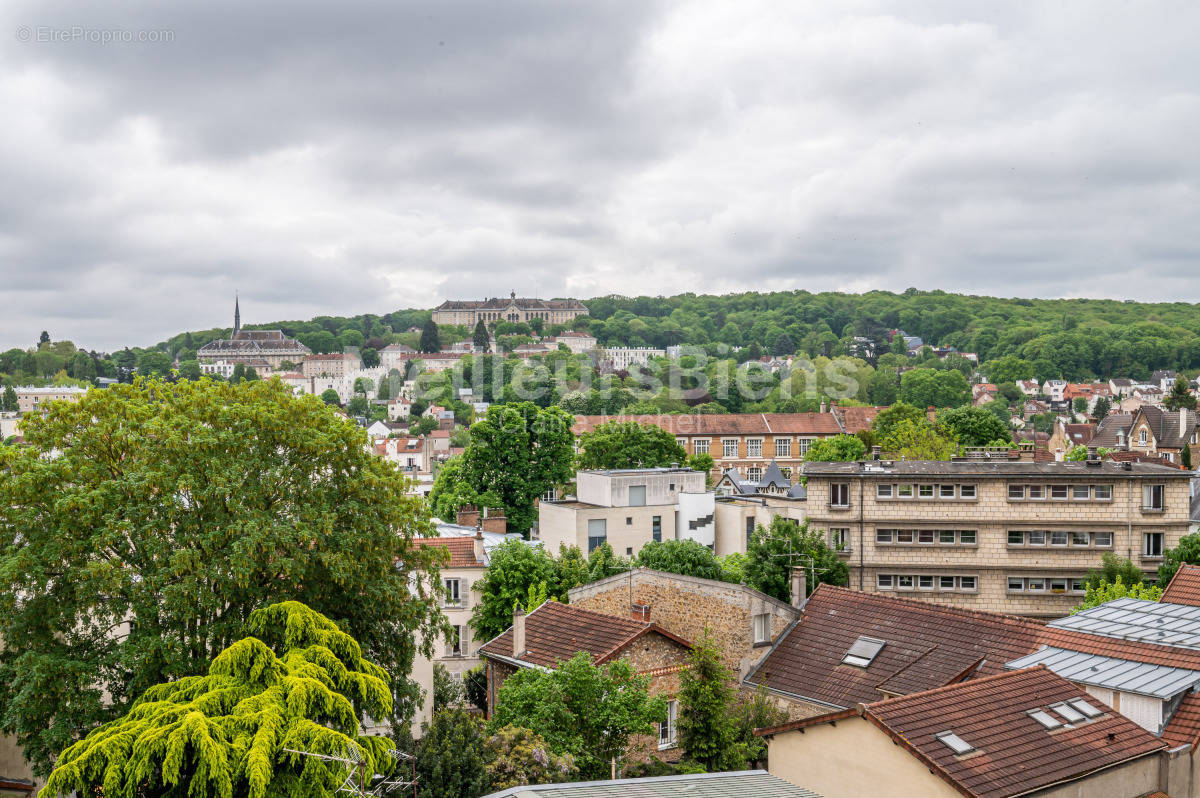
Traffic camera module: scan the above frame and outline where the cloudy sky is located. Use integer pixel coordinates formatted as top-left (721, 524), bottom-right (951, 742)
top-left (2, 1), bottom-right (1198, 351)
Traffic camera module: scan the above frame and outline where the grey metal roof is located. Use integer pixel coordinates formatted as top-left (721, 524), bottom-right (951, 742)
top-left (479, 770), bottom-right (822, 798)
top-left (800, 459), bottom-right (1187, 478)
top-left (1005, 646), bottom-right (1200, 699)
top-left (1048, 597), bottom-right (1200, 649)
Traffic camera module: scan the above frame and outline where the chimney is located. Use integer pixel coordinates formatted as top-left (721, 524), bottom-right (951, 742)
top-left (791, 567), bottom-right (808, 610)
top-left (1086, 445), bottom-right (1098, 461)
top-left (481, 507), bottom-right (507, 535)
top-left (631, 602), bottom-right (650, 622)
top-left (456, 504), bottom-right (480, 528)
top-left (819, 400), bottom-right (827, 414)
top-left (1183, 407), bottom-right (1189, 434)
top-left (872, 445), bottom-right (881, 460)
top-left (512, 606), bottom-right (526, 658)
top-left (1117, 427), bottom-right (1126, 448)
top-left (473, 529), bottom-right (486, 565)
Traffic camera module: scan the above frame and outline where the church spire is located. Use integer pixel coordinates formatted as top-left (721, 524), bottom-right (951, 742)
top-left (234, 293), bottom-right (241, 337)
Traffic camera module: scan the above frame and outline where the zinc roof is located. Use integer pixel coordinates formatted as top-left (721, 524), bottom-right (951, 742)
top-left (1048, 597), bottom-right (1200, 649)
top-left (479, 770), bottom-right (821, 798)
top-left (1005, 646), bottom-right (1200, 699)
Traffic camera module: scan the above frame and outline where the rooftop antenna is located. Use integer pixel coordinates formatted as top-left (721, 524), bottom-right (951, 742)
top-left (282, 744), bottom-right (417, 798)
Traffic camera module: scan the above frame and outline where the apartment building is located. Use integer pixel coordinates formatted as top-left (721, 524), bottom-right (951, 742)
top-left (572, 413), bottom-right (843, 481)
top-left (300, 353), bottom-right (362, 378)
top-left (14, 385), bottom-right (88, 414)
top-left (599, 347), bottom-right (666, 370)
top-left (538, 468), bottom-right (715, 557)
top-left (802, 457), bottom-right (1192, 617)
top-left (431, 293), bottom-right (588, 327)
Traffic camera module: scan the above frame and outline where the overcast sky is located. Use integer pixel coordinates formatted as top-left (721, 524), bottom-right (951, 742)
top-left (2, 1), bottom-right (1198, 351)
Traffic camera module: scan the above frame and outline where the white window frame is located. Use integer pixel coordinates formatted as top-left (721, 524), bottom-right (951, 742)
top-left (959, 576), bottom-right (977, 592)
top-left (445, 624), bottom-right (464, 657)
top-left (1094, 484), bottom-right (1112, 501)
top-left (722, 439), bottom-right (739, 458)
top-left (747, 438), bottom-right (763, 458)
top-left (693, 438), bottom-right (710, 455)
top-left (877, 574), bottom-right (894, 590)
top-left (1028, 485), bottom-right (1045, 500)
top-left (752, 613), bottom-right (771, 644)
top-left (798, 437), bottom-right (815, 456)
top-left (659, 700), bottom-right (678, 749)
top-left (877, 483), bottom-right (894, 499)
top-left (939, 484), bottom-right (956, 499)
top-left (775, 438), bottom-right (791, 457)
top-left (959, 485), bottom-right (977, 499)
top-left (1145, 532), bottom-right (1164, 557)
top-left (1008, 485), bottom-right (1025, 500)
top-left (830, 483), bottom-right (850, 508)
top-left (444, 578), bottom-right (463, 608)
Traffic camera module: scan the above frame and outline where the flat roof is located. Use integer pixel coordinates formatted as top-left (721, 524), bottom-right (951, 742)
top-left (801, 460), bottom-right (1187, 478)
top-left (479, 770), bottom-right (822, 798)
top-left (579, 467), bottom-right (700, 475)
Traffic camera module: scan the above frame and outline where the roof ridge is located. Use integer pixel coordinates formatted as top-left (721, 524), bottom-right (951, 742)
top-left (865, 665), bottom-right (1048, 710)
top-left (813, 584), bottom-right (1047, 630)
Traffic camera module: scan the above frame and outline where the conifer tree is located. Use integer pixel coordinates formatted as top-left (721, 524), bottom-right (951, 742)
top-left (43, 602), bottom-right (397, 798)
top-left (473, 319), bottom-right (490, 350)
top-left (1165, 376), bottom-right (1197, 411)
top-left (419, 319), bottom-right (441, 353)
top-left (415, 709), bottom-right (490, 798)
top-left (1, 384), bottom-right (16, 412)
top-left (677, 627), bottom-right (743, 771)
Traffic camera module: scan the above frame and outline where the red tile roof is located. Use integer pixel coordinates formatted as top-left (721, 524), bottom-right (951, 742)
top-left (571, 413), bottom-right (842, 437)
top-left (1161, 690), bottom-right (1200, 750)
top-left (748, 584), bottom-right (1200, 709)
top-left (834, 405), bottom-right (884, 434)
top-left (412, 537), bottom-right (484, 569)
top-left (863, 668), bottom-right (1162, 798)
top-left (479, 600), bottom-right (690, 668)
top-left (1162, 565), bottom-right (1200, 607)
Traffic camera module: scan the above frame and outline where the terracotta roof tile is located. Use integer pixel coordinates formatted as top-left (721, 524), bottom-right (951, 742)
top-left (412, 537), bottom-right (484, 569)
top-left (1161, 690), bottom-right (1200, 750)
top-left (1162, 565), bottom-right (1200, 608)
top-left (865, 668), bottom-right (1164, 798)
top-left (835, 405), bottom-right (884, 434)
top-left (479, 600), bottom-right (690, 668)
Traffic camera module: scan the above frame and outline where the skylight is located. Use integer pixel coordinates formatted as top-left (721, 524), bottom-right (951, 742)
top-left (1029, 709), bottom-right (1063, 729)
top-left (1068, 698), bottom-right (1103, 718)
top-left (934, 730), bottom-right (974, 755)
top-left (841, 636), bottom-right (886, 668)
top-left (1050, 702), bottom-right (1086, 724)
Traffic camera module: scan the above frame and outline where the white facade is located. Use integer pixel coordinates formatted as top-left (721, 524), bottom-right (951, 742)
top-left (1045, 379), bottom-right (1068, 402)
top-left (675, 490), bottom-right (716, 547)
top-left (601, 347), bottom-right (666, 370)
top-left (576, 468), bottom-right (706, 507)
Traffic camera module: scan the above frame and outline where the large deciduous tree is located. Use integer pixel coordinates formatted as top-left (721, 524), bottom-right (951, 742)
top-left (487, 652), bottom-right (665, 780)
top-left (937, 405), bottom-right (1012, 446)
top-left (0, 378), bottom-right (443, 775)
top-left (634, 539), bottom-right (729, 582)
top-left (803, 433), bottom-right (866, 462)
top-left (744, 517), bottom-right (848, 603)
top-left (42, 602), bottom-right (397, 798)
top-left (575, 421), bottom-right (688, 470)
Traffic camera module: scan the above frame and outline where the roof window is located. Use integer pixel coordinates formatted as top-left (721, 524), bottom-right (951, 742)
top-left (1068, 698), bottom-right (1103, 719)
top-left (1028, 709), bottom-right (1063, 729)
top-left (841, 636), bottom-right (886, 668)
top-left (934, 730), bottom-right (975, 755)
top-left (1050, 702), bottom-right (1087, 724)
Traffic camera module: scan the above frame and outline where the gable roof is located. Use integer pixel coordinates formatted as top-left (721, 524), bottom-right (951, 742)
top-left (1132, 405), bottom-right (1199, 449)
top-left (412, 537), bottom-right (485, 569)
top-left (1162, 690), bottom-right (1200, 750)
top-left (478, 600), bottom-right (690, 669)
top-left (1162, 564), bottom-right (1200, 607)
top-left (761, 668), bottom-right (1163, 798)
top-left (832, 405), bottom-right (883, 434)
top-left (1089, 413), bottom-right (1133, 448)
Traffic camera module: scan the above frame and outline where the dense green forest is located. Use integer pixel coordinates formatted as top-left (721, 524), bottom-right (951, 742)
top-left (4, 290), bottom-right (1200, 390)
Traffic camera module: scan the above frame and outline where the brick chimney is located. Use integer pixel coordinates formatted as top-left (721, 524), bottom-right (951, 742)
top-left (631, 603), bottom-right (651, 622)
top-left (512, 606), bottom-right (526, 658)
top-left (481, 507), bottom-right (507, 535)
top-left (473, 529), bottom-right (486, 565)
top-left (791, 567), bottom-right (807, 610)
top-left (456, 505), bottom-right (480, 528)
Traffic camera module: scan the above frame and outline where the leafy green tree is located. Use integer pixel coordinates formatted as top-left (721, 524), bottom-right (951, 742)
top-left (484, 725), bottom-right (578, 790)
top-left (464, 665), bottom-right (489, 713)
top-left (744, 517), bottom-right (848, 603)
top-left (938, 405), bottom-right (1011, 446)
top-left (473, 319), bottom-right (491, 350)
top-left (320, 388), bottom-right (341, 405)
top-left (900, 368), bottom-right (970, 408)
top-left (635, 540), bottom-right (730, 582)
top-left (456, 402), bottom-right (575, 535)
top-left (416, 709), bottom-right (490, 798)
top-left (1073, 397), bottom-right (1089, 416)
top-left (39, 330), bottom-right (50, 345)
top-left (1, 385), bottom-right (16, 412)
top-left (576, 421), bottom-right (688, 470)
top-left (360, 347), bottom-right (380, 368)
top-left (0, 379), bottom-right (443, 775)
top-left (870, 402), bottom-right (927, 441)
top-left (420, 318), bottom-right (441, 353)
top-left (1072, 578), bottom-right (1162, 614)
top-left (731, 685), bottom-right (787, 768)
top-left (433, 662), bottom-right (465, 711)
top-left (1084, 552), bottom-right (1145, 590)
top-left (177, 358), bottom-right (202, 381)
top-left (470, 540), bottom-right (560, 641)
top-left (488, 652), bottom-right (666, 780)
top-left (586, 541), bottom-right (632, 583)
top-left (804, 434), bottom-right (866, 461)
top-left (42, 601), bottom-right (397, 798)
top-left (1093, 396), bottom-right (1111, 419)
top-left (429, 457), bottom-right (479, 522)
top-left (347, 396), bottom-right (369, 417)
top-left (1165, 376), bottom-right (1197, 411)
top-left (880, 418), bottom-right (957, 460)
top-left (1159, 534), bottom-right (1200, 585)
top-left (983, 355), bottom-right (1034, 385)
top-left (678, 628), bottom-right (743, 771)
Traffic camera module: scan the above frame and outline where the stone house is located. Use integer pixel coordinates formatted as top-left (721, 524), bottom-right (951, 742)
top-left (802, 457), bottom-right (1192, 617)
top-left (759, 667), bottom-right (1173, 798)
top-left (1127, 406), bottom-right (1199, 465)
top-left (478, 600), bottom-right (692, 762)
top-left (568, 567), bottom-right (802, 678)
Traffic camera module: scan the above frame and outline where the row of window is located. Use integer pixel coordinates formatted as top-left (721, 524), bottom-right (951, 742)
top-left (874, 483), bottom-right (978, 500)
top-left (876, 529), bottom-right (977, 546)
top-left (1007, 484), bottom-right (1114, 501)
top-left (1007, 577), bottom-right (1087, 594)
top-left (877, 574), bottom-right (978, 592)
top-left (586, 515), bottom-right (665, 553)
top-left (1007, 530), bottom-right (1112, 548)
top-left (688, 438), bottom-right (817, 458)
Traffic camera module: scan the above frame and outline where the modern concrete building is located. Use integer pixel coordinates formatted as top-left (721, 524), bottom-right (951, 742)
top-left (802, 455), bottom-right (1193, 617)
top-left (538, 468), bottom-right (714, 558)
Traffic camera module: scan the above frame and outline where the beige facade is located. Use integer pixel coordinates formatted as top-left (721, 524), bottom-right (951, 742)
top-left (431, 295), bottom-right (588, 327)
top-left (301, 353), bottom-right (362, 378)
top-left (713, 496), bottom-right (807, 556)
top-left (539, 502), bottom-right (680, 559)
top-left (14, 386), bottom-right (87, 414)
top-left (804, 459), bottom-right (1192, 617)
top-left (0, 732), bottom-right (36, 797)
